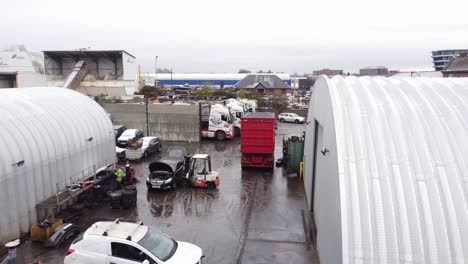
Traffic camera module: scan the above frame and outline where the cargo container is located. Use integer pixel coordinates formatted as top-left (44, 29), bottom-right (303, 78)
top-left (240, 112), bottom-right (275, 169)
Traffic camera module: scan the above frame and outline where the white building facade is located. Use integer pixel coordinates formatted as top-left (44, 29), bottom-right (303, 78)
top-left (0, 49), bottom-right (46, 88)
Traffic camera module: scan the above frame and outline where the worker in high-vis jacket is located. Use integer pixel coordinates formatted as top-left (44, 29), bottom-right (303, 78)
top-left (115, 166), bottom-right (124, 189)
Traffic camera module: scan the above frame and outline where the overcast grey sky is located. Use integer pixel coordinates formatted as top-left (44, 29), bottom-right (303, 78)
top-left (2, 0), bottom-right (468, 73)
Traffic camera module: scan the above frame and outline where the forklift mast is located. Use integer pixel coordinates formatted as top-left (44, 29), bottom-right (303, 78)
top-left (207, 157), bottom-right (212, 172)
top-left (184, 155), bottom-right (192, 175)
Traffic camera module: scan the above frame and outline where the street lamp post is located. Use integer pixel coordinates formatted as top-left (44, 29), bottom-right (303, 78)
top-left (145, 96), bottom-right (149, 136)
top-left (154, 56), bottom-right (159, 87)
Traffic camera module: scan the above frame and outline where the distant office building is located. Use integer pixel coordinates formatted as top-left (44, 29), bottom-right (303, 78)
top-left (313, 69), bottom-right (343, 76)
top-left (442, 53), bottom-right (468, 77)
top-left (432, 49), bottom-right (468, 71)
top-left (359, 66), bottom-right (388, 76)
top-left (298, 78), bottom-right (314, 91)
top-left (290, 77), bottom-right (311, 90)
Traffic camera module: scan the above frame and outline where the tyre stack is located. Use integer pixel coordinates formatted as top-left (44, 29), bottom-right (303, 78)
top-left (121, 185), bottom-right (137, 209)
top-left (109, 190), bottom-right (123, 209)
top-left (92, 185), bottom-right (104, 202)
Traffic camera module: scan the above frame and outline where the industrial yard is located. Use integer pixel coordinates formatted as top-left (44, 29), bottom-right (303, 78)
top-left (2, 0), bottom-right (468, 262)
top-left (13, 123), bottom-right (316, 264)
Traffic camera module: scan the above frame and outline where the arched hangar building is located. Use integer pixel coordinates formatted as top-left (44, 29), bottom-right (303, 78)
top-left (0, 87), bottom-right (115, 244)
top-left (303, 76), bottom-right (468, 263)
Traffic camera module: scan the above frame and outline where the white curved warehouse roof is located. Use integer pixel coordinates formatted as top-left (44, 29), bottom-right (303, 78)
top-left (0, 87), bottom-right (115, 243)
top-left (305, 76), bottom-right (468, 263)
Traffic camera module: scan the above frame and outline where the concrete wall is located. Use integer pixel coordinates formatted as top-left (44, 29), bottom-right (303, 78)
top-left (17, 71), bottom-right (46, 87)
top-left (47, 80), bottom-right (132, 96)
top-left (104, 103), bottom-right (200, 142)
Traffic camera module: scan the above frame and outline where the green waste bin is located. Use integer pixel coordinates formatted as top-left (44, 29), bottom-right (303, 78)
top-left (286, 137), bottom-right (304, 174)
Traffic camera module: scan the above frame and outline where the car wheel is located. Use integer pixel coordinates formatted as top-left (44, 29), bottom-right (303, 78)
top-left (280, 118), bottom-right (285, 123)
top-left (216, 131), bottom-right (226, 141)
top-left (295, 119), bottom-right (299, 124)
top-left (235, 127), bottom-right (241, 137)
top-left (181, 179), bottom-right (191, 188)
top-left (205, 182), bottom-right (216, 190)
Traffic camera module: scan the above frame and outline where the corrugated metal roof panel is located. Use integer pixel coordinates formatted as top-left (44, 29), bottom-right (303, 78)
top-left (0, 87), bottom-right (115, 243)
top-left (312, 76), bottom-right (468, 263)
top-left (443, 55), bottom-right (468, 72)
top-left (43, 50), bottom-right (135, 58)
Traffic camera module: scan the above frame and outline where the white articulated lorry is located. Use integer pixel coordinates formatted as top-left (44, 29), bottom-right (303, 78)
top-left (200, 104), bottom-right (234, 141)
top-left (226, 101), bottom-right (245, 137)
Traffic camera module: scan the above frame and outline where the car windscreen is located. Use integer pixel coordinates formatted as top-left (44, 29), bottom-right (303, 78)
top-left (138, 227), bottom-right (177, 261)
top-left (121, 130), bottom-right (135, 137)
top-left (142, 139), bottom-right (150, 148)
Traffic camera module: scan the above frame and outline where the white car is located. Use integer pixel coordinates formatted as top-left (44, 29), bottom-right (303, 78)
top-left (65, 220), bottom-right (204, 264)
top-left (117, 129), bottom-right (144, 148)
top-left (125, 137), bottom-right (162, 161)
top-left (278, 113), bottom-right (306, 124)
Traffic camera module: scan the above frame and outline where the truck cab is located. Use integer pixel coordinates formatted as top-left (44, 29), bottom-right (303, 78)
top-left (227, 102), bottom-right (245, 137)
top-left (239, 99), bottom-right (257, 113)
top-left (200, 104), bottom-right (234, 141)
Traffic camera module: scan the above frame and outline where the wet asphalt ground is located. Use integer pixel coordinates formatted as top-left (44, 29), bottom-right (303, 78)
top-left (14, 123), bottom-right (318, 264)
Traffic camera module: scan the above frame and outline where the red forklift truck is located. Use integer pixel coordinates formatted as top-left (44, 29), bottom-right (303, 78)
top-left (183, 154), bottom-right (220, 189)
top-left (240, 112), bottom-right (276, 169)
